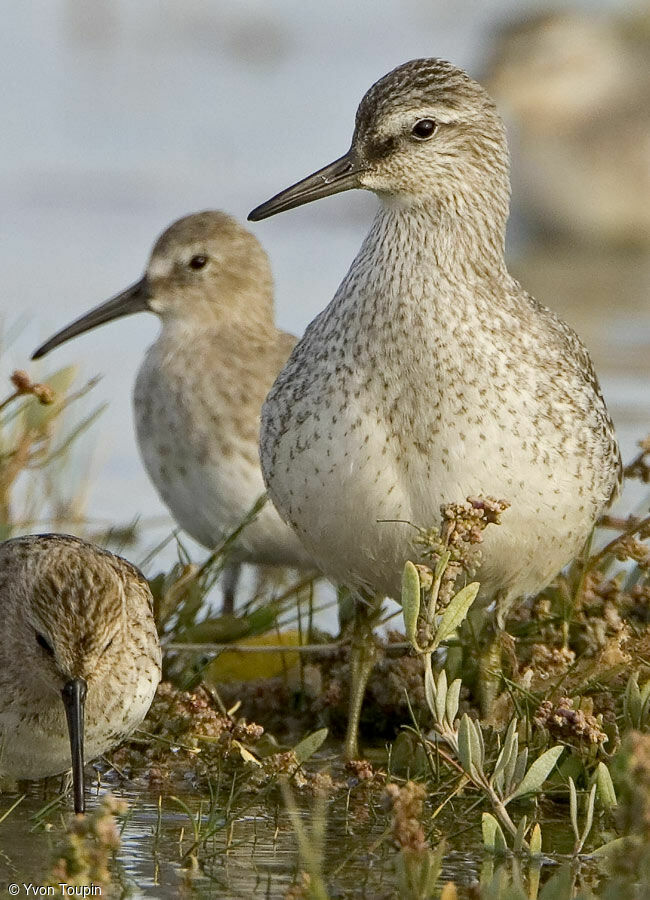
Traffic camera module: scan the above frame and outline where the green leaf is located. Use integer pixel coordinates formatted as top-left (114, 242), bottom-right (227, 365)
top-left (424, 663), bottom-right (436, 717)
top-left (592, 836), bottom-right (632, 857)
top-left (581, 783), bottom-right (597, 846)
top-left (445, 678), bottom-right (462, 727)
top-left (493, 767), bottom-right (504, 798)
top-left (641, 679), bottom-right (650, 706)
top-left (457, 714), bottom-right (473, 774)
top-left (509, 746), bottom-right (563, 801)
top-left (433, 581), bottom-right (480, 647)
top-left (401, 561), bottom-right (421, 648)
top-left (293, 728), bottom-right (328, 765)
top-left (421, 841), bottom-right (445, 896)
top-left (511, 748), bottom-right (528, 796)
top-left (569, 777), bottom-right (579, 840)
top-left (503, 725), bottom-right (520, 794)
top-left (231, 739), bottom-right (262, 767)
top-left (433, 550), bottom-right (451, 580)
top-left (468, 717), bottom-right (484, 773)
top-left (435, 668), bottom-right (447, 725)
top-left (494, 821), bottom-right (508, 855)
top-left (539, 867), bottom-right (572, 900)
top-left (480, 857), bottom-right (494, 887)
top-left (595, 761), bottom-right (617, 810)
top-left (482, 812), bottom-right (507, 853)
top-left (492, 719), bottom-right (517, 785)
top-left (513, 815), bottom-right (527, 852)
top-left (641, 680), bottom-right (650, 725)
top-left (529, 823), bottom-right (542, 857)
top-left (624, 674), bottom-right (642, 728)
top-left (482, 812), bottom-right (497, 850)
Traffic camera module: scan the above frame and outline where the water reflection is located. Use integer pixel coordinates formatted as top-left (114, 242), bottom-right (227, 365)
top-left (0, 776), bottom-right (608, 897)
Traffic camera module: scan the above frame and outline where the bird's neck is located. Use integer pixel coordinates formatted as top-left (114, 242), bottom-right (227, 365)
top-left (158, 288), bottom-right (275, 340)
top-left (363, 194), bottom-right (509, 288)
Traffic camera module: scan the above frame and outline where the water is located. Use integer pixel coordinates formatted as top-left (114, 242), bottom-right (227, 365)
top-left (0, 781), bottom-right (410, 897)
top-left (0, 778), bottom-right (593, 898)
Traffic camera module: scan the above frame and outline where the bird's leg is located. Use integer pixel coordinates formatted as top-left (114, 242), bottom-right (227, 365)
top-left (221, 563), bottom-right (241, 616)
top-left (344, 594), bottom-right (381, 761)
top-left (477, 623), bottom-right (503, 718)
top-left (477, 593), bottom-right (512, 719)
top-left (336, 584), bottom-right (355, 635)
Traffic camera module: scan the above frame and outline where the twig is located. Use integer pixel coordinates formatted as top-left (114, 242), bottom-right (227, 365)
top-left (164, 640), bottom-right (413, 654)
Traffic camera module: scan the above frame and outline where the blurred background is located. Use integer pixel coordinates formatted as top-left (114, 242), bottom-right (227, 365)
top-left (0, 0), bottom-right (648, 568)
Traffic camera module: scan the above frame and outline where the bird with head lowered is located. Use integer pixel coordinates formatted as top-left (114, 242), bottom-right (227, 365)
top-left (0, 533), bottom-right (160, 813)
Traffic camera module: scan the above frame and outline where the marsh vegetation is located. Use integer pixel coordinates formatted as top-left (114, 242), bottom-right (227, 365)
top-left (0, 366), bottom-right (649, 899)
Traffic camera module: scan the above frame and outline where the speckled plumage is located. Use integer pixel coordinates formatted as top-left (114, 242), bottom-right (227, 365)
top-left (33, 212), bottom-right (315, 589)
top-left (257, 59), bottom-right (621, 619)
top-left (0, 534), bottom-right (160, 780)
top-left (132, 214), bottom-right (314, 570)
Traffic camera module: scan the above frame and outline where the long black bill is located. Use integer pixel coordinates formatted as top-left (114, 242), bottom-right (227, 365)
top-left (32, 276), bottom-right (151, 360)
top-left (248, 149), bottom-right (361, 221)
top-left (61, 677), bottom-right (88, 815)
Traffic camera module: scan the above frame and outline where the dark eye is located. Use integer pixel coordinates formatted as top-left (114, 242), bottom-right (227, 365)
top-left (36, 632), bottom-right (54, 656)
top-left (189, 255), bottom-right (208, 270)
top-left (411, 119), bottom-right (437, 140)
top-left (103, 637), bottom-right (114, 654)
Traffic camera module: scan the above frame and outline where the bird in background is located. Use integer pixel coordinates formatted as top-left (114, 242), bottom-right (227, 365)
top-left (484, 9), bottom-right (650, 247)
top-left (33, 212), bottom-right (317, 612)
top-left (0, 533), bottom-right (160, 813)
top-left (249, 58), bottom-right (620, 759)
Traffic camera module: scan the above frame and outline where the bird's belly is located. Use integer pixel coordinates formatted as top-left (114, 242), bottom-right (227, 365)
top-left (264, 394), bottom-right (608, 602)
top-left (135, 392), bottom-right (312, 568)
top-left (137, 421), bottom-right (261, 545)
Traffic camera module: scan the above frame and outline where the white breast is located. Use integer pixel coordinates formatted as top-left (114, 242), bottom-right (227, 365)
top-left (261, 208), bottom-right (619, 605)
top-left (134, 335), bottom-right (313, 568)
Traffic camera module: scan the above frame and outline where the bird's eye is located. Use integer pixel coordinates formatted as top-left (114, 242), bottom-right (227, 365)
top-left (103, 637), bottom-right (114, 654)
top-left (36, 632), bottom-right (55, 656)
top-left (189, 255), bottom-right (208, 270)
top-left (411, 119), bottom-right (437, 140)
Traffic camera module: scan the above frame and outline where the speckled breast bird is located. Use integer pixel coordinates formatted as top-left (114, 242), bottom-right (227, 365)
top-left (32, 212), bottom-right (316, 611)
top-left (249, 58), bottom-right (621, 758)
top-left (0, 533), bottom-right (160, 813)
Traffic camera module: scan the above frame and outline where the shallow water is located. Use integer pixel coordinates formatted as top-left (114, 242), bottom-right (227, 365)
top-left (0, 780), bottom-right (409, 897)
top-left (0, 776), bottom-right (597, 898)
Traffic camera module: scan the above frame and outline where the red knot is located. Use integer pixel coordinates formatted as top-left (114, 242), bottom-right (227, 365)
top-left (32, 212), bottom-right (316, 612)
top-left (249, 58), bottom-right (621, 758)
